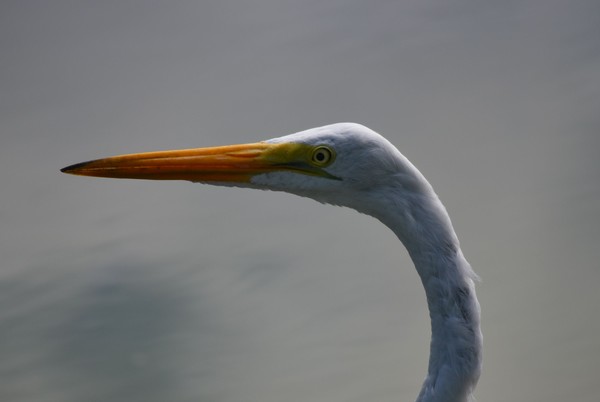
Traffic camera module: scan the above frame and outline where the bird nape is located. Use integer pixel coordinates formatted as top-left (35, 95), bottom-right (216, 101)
top-left (62, 122), bottom-right (482, 402)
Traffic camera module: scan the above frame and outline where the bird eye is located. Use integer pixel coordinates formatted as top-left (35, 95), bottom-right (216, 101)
top-left (311, 146), bottom-right (335, 167)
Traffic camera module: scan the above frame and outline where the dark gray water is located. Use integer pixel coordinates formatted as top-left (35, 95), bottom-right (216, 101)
top-left (2, 2), bottom-right (599, 401)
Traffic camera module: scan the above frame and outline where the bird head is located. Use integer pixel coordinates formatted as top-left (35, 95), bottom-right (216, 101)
top-left (61, 123), bottom-right (423, 214)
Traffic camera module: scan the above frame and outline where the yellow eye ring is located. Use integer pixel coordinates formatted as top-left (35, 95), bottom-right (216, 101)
top-left (311, 146), bottom-right (335, 167)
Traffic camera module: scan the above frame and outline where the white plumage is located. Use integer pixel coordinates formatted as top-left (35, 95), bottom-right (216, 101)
top-left (62, 122), bottom-right (482, 402)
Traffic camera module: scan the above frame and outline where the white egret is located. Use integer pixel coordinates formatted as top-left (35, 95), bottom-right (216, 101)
top-left (62, 123), bottom-right (482, 402)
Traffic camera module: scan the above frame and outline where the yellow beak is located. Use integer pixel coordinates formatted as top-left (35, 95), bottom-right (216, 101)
top-left (61, 142), bottom-right (338, 183)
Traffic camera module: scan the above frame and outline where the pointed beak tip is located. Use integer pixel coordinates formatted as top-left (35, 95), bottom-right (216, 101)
top-left (61, 161), bottom-right (86, 175)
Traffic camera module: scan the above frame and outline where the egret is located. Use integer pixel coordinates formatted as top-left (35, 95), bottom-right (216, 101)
top-left (62, 123), bottom-right (482, 402)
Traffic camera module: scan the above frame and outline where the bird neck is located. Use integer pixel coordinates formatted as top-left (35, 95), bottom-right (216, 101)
top-left (370, 190), bottom-right (482, 402)
top-left (411, 246), bottom-right (482, 402)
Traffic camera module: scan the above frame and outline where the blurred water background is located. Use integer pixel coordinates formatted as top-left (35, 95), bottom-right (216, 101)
top-left (1, 1), bottom-right (599, 401)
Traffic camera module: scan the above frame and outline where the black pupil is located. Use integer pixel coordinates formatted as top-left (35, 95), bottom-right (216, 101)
top-left (315, 151), bottom-right (326, 161)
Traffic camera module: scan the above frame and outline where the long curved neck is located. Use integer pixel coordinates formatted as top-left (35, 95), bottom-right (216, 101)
top-left (409, 243), bottom-right (482, 402)
top-left (367, 186), bottom-right (482, 402)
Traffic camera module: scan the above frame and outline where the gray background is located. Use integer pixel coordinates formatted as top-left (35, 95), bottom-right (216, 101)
top-left (2, 1), bottom-right (599, 401)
